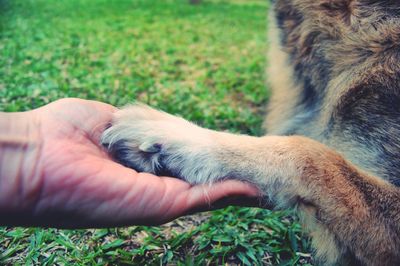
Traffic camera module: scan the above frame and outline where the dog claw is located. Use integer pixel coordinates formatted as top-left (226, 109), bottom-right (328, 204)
top-left (139, 142), bottom-right (162, 153)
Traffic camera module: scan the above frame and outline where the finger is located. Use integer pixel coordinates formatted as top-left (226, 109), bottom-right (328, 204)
top-left (185, 195), bottom-right (272, 216)
top-left (68, 155), bottom-right (263, 227)
top-left (79, 100), bottom-right (119, 143)
top-left (37, 98), bottom-right (119, 143)
top-left (160, 180), bottom-right (262, 223)
top-left (186, 180), bottom-right (260, 205)
top-left (60, 98), bottom-right (119, 113)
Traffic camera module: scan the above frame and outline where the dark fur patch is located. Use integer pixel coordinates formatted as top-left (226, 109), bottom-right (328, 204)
top-left (273, 0), bottom-right (400, 185)
top-left (269, 1), bottom-right (400, 263)
top-left (335, 83), bottom-right (400, 186)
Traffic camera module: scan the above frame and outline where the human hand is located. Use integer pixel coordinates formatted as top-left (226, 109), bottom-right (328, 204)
top-left (0, 98), bottom-right (259, 228)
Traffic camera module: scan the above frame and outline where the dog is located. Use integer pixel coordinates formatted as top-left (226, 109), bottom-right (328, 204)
top-left (100, 0), bottom-right (400, 265)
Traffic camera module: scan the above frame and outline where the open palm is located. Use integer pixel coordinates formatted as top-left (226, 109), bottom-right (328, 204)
top-left (23, 98), bottom-right (258, 228)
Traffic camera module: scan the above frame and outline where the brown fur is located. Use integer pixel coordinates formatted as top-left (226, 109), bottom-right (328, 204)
top-left (264, 0), bottom-right (400, 264)
top-left (102, 0), bottom-right (400, 264)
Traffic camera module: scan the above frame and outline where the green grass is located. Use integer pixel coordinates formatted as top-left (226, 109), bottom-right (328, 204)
top-left (0, 0), bottom-right (312, 264)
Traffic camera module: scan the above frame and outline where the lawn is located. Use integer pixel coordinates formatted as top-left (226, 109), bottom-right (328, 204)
top-left (0, 0), bottom-right (312, 264)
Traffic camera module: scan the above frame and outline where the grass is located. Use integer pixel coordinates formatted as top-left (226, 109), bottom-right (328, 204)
top-left (0, 0), bottom-right (312, 264)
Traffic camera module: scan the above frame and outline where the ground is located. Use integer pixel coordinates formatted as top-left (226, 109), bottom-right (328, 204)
top-left (0, 0), bottom-right (312, 264)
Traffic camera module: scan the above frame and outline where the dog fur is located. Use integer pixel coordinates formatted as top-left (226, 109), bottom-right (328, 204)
top-left (101, 0), bottom-right (400, 265)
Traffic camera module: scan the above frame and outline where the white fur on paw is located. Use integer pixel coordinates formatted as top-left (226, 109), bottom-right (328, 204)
top-left (101, 103), bottom-right (224, 184)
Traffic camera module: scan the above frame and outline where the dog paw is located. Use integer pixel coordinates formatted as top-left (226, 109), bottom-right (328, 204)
top-left (100, 103), bottom-right (223, 184)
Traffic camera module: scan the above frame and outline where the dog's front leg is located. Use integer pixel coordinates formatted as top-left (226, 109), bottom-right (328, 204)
top-left (101, 104), bottom-right (400, 265)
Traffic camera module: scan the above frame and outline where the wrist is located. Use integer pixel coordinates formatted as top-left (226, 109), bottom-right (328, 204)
top-left (0, 111), bottom-right (42, 216)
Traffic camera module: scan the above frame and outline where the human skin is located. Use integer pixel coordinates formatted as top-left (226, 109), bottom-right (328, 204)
top-left (0, 98), bottom-right (259, 228)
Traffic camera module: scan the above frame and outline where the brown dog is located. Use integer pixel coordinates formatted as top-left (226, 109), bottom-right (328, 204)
top-left (101, 0), bottom-right (400, 265)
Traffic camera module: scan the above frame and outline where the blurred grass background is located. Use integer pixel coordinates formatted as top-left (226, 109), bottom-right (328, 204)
top-left (0, 0), bottom-right (312, 264)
